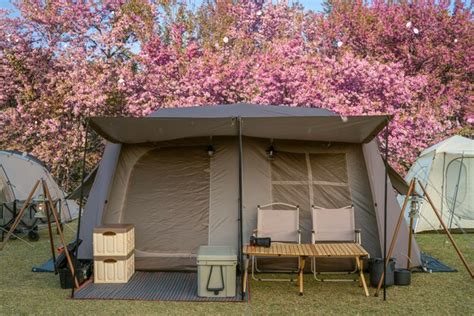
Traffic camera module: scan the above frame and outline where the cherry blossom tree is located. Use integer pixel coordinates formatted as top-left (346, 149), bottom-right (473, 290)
top-left (0, 0), bottom-right (472, 190)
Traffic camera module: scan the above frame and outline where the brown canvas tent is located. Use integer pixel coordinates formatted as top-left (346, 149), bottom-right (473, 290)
top-left (78, 104), bottom-right (421, 271)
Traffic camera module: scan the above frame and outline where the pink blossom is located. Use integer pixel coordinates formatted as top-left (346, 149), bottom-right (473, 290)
top-left (0, 0), bottom-right (472, 189)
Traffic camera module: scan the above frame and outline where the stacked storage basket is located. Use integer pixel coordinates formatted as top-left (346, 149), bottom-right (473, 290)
top-left (93, 224), bottom-right (135, 283)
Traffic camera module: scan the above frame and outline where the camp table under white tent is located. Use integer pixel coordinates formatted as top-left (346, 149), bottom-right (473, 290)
top-left (400, 135), bottom-right (474, 232)
top-left (77, 104), bottom-right (421, 281)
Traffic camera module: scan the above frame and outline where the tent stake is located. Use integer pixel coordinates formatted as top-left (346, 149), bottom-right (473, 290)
top-left (71, 119), bottom-right (89, 298)
top-left (418, 180), bottom-right (474, 279)
top-left (374, 178), bottom-right (416, 297)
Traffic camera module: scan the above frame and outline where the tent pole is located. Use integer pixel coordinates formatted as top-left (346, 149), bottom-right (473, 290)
top-left (0, 180), bottom-right (40, 250)
top-left (43, 181), bottom-right (58, 274)
top-left (440, 152), bottom-right (446, 219)
top-left (71, 118), bottom-right (89, 298)
top-left (237, 116), bottom-right (245, 300)
top-left (383, 118), bottom-right (389, 301)
top-left (374, 178), bottom-right (415, 296)
top-left (406, 179), bottom-right (417, 270)
top-left (448, 153), bottom-right (464, 230)
top-left (0, 164), bottom-right (17, 201)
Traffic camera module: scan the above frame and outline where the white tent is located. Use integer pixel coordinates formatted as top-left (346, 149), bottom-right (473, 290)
top-left (0, 151), bottom-right (79, 223)
top-left (400, 135), bottom-right (474, 232)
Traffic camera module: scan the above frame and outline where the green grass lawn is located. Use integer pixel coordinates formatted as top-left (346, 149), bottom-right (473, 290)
top-left (0, 224), bottom-right (473, 315)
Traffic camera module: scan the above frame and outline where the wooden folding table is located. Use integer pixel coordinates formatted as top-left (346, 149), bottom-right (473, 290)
top-left (243, 243), bottom-right (369, 296)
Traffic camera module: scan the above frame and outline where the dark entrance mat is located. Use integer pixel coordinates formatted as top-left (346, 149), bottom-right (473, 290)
top-left (73, 271), bottom-right (247, 302)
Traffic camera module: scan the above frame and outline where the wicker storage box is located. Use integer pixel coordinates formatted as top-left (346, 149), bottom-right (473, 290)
top-left (93, 224), bottom-right (134, 257)
top-left (94, 253), bottom-right (135, 284)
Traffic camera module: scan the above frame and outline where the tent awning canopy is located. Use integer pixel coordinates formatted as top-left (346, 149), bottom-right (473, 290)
top-left (90, 104), bottom-right (389, 144)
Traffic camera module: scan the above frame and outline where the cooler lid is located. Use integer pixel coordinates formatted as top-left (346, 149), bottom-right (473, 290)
top-left (197, 246), bottom-right (237, 261)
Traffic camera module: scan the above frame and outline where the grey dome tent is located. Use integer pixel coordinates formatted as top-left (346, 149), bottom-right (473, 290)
top-left (78, 104), bottom-right (421, 271)
top-left (0, 150), bottom-right (79, 227)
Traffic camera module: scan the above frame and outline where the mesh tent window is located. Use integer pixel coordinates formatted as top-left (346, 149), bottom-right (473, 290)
top-left (445, 157), bottom-right (473, 220)
top-left (270, 152), bottom-right (351, 243)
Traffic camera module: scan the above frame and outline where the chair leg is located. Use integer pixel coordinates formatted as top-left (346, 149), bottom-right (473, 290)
top-left (312, 258), bottom-right (324, 282)
top-left (252, 256), bottom-right (296, 282)
top-left (255, 257), bottom-right (263, 273)
top-left (255, 257), bottom-right (298, 274)
top-left (312, 257), bottom-right (358, 282)
top-left (251, 256), bottom-right (258, 281)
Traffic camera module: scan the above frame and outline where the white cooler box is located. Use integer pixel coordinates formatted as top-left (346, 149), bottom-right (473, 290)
top-left (197, 246), bottom-right (237, 298)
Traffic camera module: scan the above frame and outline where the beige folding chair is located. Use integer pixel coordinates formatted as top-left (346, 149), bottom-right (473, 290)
top-left (311, 205), bottom-right (361, 282)
top-left (252, 202), bottom-right (300, 282)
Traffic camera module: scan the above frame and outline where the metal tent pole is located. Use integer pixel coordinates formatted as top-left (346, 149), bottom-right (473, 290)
top-left (0, 164), bottom-right (17, 201)
top-left (71, 119), bottom-right (89, 298)
top-left (441, 152), bottom-right (446, 219)
top-left (237, 117), bottom-right (244, 300)
top-left (448, 153), bottom-right (464, 230)
top-left (383, 118), bottom-right (389, 301)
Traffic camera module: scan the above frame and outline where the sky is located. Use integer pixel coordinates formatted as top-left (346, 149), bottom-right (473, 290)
top-left (0, 0), bottom-right (325, 16)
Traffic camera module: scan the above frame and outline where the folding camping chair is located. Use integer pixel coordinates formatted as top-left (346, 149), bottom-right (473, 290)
top-left (311, 205), bottom-right (361, 282)
top-left (252, 202), bottom-right (300, 282)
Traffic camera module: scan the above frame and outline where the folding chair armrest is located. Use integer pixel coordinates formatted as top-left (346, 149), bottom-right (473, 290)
top-left (297, 229), bottom-right (302, 244)
top-left (354, 229), bottom-right (362, 244)
top-left (311, 230), bottom-right (315, 244)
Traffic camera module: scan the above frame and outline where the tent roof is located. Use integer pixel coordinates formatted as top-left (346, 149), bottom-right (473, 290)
top-left (420, 135), bottom-right (474, 156)
top-left (0, 150), bottom-right (48, 170)
top-left (90, 104), bottom-right (389, 144)
top-left (150, 103), bottom-right (337, 118)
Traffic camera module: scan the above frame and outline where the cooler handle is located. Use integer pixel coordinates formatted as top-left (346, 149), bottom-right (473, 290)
top-left (206, 265), bottom-right (225, 295)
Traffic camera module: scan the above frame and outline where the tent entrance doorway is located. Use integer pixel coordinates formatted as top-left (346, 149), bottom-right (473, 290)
top-left (122, 146), bottom-right (211, 269)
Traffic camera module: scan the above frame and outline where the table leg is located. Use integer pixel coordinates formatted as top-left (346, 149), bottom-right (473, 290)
top-left (243, 255), bottom-right (249, 294)
top-left (356, 257), bottom-right (369, 297)
top-left (299, 256), bottom-right (306, 296)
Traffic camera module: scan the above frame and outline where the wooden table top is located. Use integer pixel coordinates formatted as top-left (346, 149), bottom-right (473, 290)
top-left (244, 243), bottom-right (368, 258)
